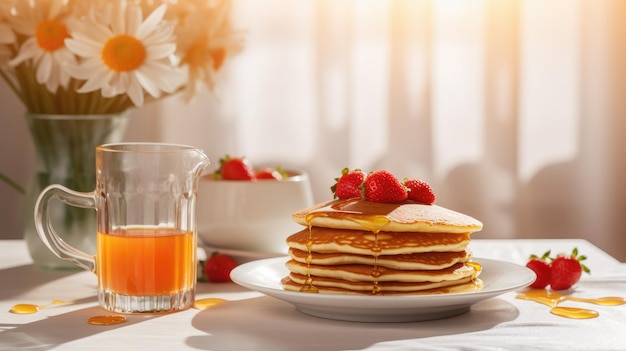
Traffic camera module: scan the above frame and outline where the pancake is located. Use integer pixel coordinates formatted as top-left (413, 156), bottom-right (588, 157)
top-left (286, 227), bottom-right (471, 256)
top-left (292, 199), bottom-right (483, 234)
top-left (283, 272), bottom-right (476, 292)
top-left (283, 197), bottom-right (484, 296)
top-left (288, 248), bottom-right (471, 270)
top-left (285, 260), bottom-right (479, 283)
top-left (281, 275), bottom-right (484, 295)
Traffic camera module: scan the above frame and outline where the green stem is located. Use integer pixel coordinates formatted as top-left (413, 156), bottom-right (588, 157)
top-left (3, 62), bottom-right (137, 114)
top-left (0, 171), bottom-right (25, 194)
top-left (0, 69), bottom-right (26, 105)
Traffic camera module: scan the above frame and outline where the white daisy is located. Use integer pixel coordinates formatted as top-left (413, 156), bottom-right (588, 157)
top-left (0, 11), bottom-right (15, 66)
top-left (169, 0), bottom-right (243, 100)
top-left (64, 2), bottom-right (181, 107)
top-left (7, 0), bottom-right (76, 93)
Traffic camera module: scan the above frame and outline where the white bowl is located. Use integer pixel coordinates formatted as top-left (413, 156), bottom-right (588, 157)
top-left (196, 170), bottom-right (314, 255)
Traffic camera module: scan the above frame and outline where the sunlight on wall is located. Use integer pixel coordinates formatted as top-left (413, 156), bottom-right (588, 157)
top-left (229, 0), bottom-right (318, 163)
top-left (221, 0), bottom-right (585, 182)
top-left (518, 0), bottom-right (581, 182)
top-left (349, 0), bottom-right (391, 168)
top-left (432, 0), bottom-right (486, 179)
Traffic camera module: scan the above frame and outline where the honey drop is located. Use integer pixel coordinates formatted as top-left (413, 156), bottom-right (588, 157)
top-left (550, 306), bottom-right (599, 319)
top-left (9, 300), bottom-right (68, 314)
top-left (467, 261), bottom-right (482, 274)
top-left (300, 277), bottom-right (319, 293)
top-left (299, 285), bottom-right (319, 293)
top-left (371, 283), bottom-right (381, 295)
top-left (10, 304), bottom-right (39, 314)
top-left (193, 298), bottom-right (227, 310)
top-left (87, 315), bottom-right (126, 325)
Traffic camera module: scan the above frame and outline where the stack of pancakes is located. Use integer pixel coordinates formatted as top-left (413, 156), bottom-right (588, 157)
top-left (280, 199), bottom-right (484, 295)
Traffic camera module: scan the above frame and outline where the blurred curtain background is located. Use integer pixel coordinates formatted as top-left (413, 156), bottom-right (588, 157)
top-left (2, 0), bottom-right (626, 260)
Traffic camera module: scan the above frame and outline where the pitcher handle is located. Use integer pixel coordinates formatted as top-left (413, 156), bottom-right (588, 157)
top-left (34, 184), bottom-right (97, 272)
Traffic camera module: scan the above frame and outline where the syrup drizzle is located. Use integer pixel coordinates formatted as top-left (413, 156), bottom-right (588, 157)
top-left (371, 229), bottom-right (382, 295)
top-left (350, 216), bottom-right (391, 294)
top-left (300, 213), bottom-right (319, 293)
top-left (301, 200), bottom-right (395, 294)
top-left (9, 300), bottom-right (68, 314)
top-left (516, 289), bottom-right (625, 319)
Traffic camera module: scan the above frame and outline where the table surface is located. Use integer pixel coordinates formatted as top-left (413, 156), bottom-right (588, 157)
top-left (2, 238), bottom-right (626, 351)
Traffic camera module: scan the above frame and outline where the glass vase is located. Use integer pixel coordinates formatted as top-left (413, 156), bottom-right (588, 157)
top-left (22, 112), bottom-right (129, 269)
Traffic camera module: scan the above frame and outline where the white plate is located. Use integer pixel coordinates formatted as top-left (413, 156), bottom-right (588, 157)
top-left (230, 257), bottom-right (535, 322)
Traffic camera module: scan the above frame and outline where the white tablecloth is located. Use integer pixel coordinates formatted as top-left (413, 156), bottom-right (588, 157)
top-left (1, 239), bottom-right (625, 351)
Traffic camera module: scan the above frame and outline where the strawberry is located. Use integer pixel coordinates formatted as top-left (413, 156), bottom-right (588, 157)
top-left (403, 178), bottom-right (435, 204)
top-left (525, 250), bottom-right (552, 289)
top-left (215, 155), bottom-right (256, 180)
top-left (204, 253), bottom-right (238, 283)
top-left (362, 170), bottom-right (408, 203)
top-left (331, 168), bottom-right (366, 199)
top-left (550, 247), bottom-right (590, 290)
top-left (256, 167), bottom-right (283, 180)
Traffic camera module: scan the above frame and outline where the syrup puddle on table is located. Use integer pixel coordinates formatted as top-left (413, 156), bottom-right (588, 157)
top-left (10, 300), bottom-right (128, 326)
top-left (87, 315), bottom-right (127, 325)
top-left (516, 289), bottom-right (625, 319)
top-left (193, 298), bottom-right (227, 310)
top-left (12, 297), bottom-right (227, 325)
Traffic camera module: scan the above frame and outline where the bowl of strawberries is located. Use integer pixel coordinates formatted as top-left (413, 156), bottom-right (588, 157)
top-left (197, 155), bottom-right (314, 255)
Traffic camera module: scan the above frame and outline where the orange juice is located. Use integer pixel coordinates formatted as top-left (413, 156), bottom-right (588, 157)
top-left (96, 228), bottom-right (195, 296)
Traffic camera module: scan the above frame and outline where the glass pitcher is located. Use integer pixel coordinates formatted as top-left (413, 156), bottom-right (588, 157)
top-left (34, 143), bottom-right (210, 314)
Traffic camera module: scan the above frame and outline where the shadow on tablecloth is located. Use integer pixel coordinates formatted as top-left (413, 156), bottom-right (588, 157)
top-left (188, 295), bottom-right (518, 351)
top-left (0, 303), bottom-right (161, 350)
top-left (0, 264), bottom-right (82, 301)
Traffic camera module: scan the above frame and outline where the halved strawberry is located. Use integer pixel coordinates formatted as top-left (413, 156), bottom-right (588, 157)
top-left (403, 178), bottom-right (435, 204)
top-left (550, 248), bottom-right (590, 290)
top-left (331, 168), bottom-right (366, 199)
top-left (362, 170), bottom-right (408, 203)
top-left (204, 253), bottom-right (238, 283)
top-left (526, 250), bottom-right (552, 289)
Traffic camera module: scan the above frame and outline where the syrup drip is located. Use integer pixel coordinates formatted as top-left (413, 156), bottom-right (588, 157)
top-left (193, 298), bottom-right (227, 310)
top-left (516, 290), bottom-right (625, 319)
top-left (300, 214), bottom-right (319, 293)
top-left (87, 315), bottom-right (127, 325)
top-left (466, 261), bottom-right (483, 279)
top-left (9, 300), bottom-right (68, 314)
top-left (371, 230), bottom-right (382, 295)
top-left (303, 203), bottom-right (392, 294)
